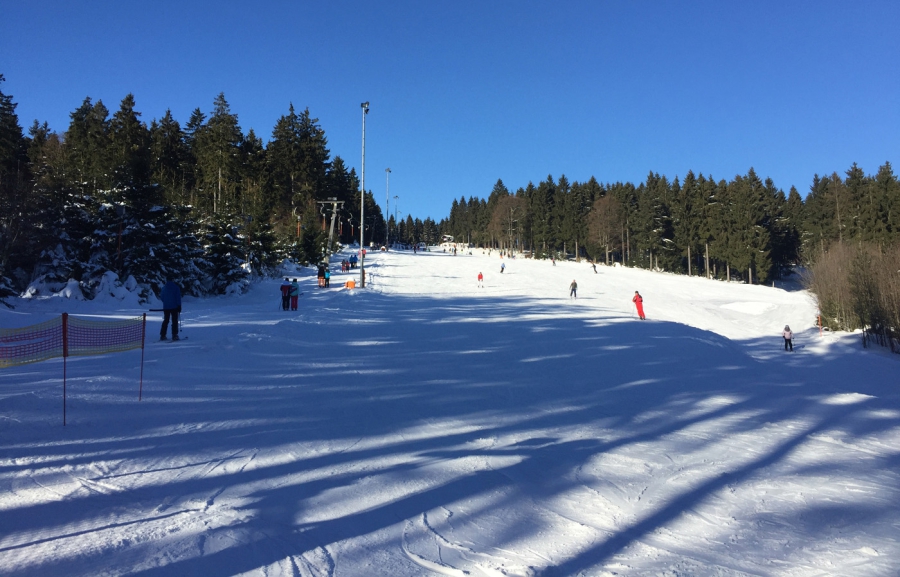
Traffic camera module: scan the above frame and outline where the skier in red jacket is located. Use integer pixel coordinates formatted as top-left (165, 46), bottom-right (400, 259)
top-left (633, 291), bottom-right (645, 320)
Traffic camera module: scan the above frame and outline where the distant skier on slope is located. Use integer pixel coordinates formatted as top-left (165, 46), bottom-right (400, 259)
top-left (632, 291), bottom-right (645, 320)
top-left (290, 279), bottom-right (300, 311)
top-left (280, 278), bottom-right (291, 310)
top-left (570, 279), bottom-right (577, 298)
top-left (500, 262), bottom-right (506, 274)
top-left (478, 272), bottom-right (484, 288)
top-left (783, 325), bottom-right (793, 351)
top-left (160, 279), bottom-right (182, 341)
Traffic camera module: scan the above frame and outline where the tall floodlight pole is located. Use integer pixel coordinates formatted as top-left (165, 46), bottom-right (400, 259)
top-left (385, 168), bottom-right (391, 246)
top-left (360, 102), bottom-right (369, 287)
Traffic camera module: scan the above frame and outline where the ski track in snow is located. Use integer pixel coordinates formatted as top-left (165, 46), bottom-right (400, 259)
top-left (1, 248), bottom-right (900, 576)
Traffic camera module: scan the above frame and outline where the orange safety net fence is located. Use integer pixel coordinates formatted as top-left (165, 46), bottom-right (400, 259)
top-left (67, 315), bottom-right (145, 357)
top-left (0, 316), bottom-right (64, 368)
top-left (1, 314), bottom-right (145, 367)
top-left (1, 313), bottom-right (147, 425)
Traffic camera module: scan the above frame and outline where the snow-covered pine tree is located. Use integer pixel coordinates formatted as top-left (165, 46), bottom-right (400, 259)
top-left (200, 213), bottom-right (249, 295)
top-left (23, 121), bottom-right (99, 296)
top-left (297, 208), bottom-right (325, 266)
top-left (0, 74), bottom-right (29, 303)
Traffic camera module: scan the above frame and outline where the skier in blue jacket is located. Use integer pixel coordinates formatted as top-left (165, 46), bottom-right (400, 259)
top-left (160, 280), bottom-right (182, 341)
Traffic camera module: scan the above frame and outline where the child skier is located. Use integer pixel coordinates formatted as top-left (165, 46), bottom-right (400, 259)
top-left (570, 280), bottom-right (577, 298)
top-left (782, 325), bottom-right (793, 351)
top-left (478, 272), bottom-right (484, 287)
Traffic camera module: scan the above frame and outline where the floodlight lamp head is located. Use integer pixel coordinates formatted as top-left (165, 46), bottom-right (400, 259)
top-left (361, 102), bottom-right (369, 112)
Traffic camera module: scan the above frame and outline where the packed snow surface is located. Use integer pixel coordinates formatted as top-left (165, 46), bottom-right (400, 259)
top-left (2, 249), bottom-right (899, 576)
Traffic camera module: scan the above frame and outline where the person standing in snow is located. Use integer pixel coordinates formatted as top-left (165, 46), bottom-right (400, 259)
top-left (160, 279), bottom-right (182, 341)
top-left (632, 291), bottom-right (645, 320)
top-left (280, 278), bottom-right (291, 310)
top-left (500, 262), bottom-right (506, 274)
top-left (478, 272), bottom-right (484, 288)
top-left (290, 279), bottom-right (300, 311)
top-left (782, 325), bottom-right (793, 351)
top-left (570, 280), bottom-right (577, 298)
top-left (324, 268), bottom-right (331, 288)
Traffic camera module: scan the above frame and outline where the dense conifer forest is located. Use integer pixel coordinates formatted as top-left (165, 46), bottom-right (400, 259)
top-left (436, 168), bottom-right (900, 348)
top-left (0, 78), bottom-right (897, 349)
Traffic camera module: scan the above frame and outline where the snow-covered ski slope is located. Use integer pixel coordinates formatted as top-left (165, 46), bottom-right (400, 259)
top-left (2, 249), bottom-right (899, 577)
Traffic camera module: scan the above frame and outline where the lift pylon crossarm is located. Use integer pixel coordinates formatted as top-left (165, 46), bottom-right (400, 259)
top-left (316, 198), bottom-right (345, 255)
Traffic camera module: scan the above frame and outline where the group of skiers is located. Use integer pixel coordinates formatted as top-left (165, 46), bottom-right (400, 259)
top-left (316, 265), bottom-right (331, 288)
top-left (341, 254), bottom-right (359, 271)
top-left (156, 255), bottom-right (796, 351)
top-left (280, 278), bottom-right (301, 310)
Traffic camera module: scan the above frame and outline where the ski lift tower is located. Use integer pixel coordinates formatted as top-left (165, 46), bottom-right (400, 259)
top-left (316, 198), bottom-right (344, 256)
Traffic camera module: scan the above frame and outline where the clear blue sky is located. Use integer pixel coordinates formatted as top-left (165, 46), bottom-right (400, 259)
top-left (3, 1), bottom-right (898, 221)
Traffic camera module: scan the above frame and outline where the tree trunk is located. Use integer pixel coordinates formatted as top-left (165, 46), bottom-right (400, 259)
top-left (687, 245), bottom-right (691, 276)
top-left (705, 243), bottom-right (710, 279)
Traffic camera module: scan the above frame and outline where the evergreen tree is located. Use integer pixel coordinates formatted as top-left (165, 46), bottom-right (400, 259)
top-left (150, 109), bottom-right (190, 206)
top-left (671, 170), bottom-right (702, 274)
top-left (200, 213), bottom-right (249, 294)
top-left (782, 186), bottom-right (804, 265)
top-left (633, 172), bottom-right (672, 270)
top-left (588, 192), bottom-right (622, 265)
top-left (267, 103), bottom-right (306, 216)
top-left (65, 97), bottom-right (112, 195)
top-left (193, 93), bottom-right (242, 215)
top-left (0, 75), bottom-right (27, 300)
top-left (727, 169), bottom-right (772, 283)
top-left (873, 162), bottom-right (899, 241)
top-left (26, 124), bottom-right (98, 293)
top-left (108, 94), bottom-right (151, 187)
top-left (531, 176), bottom-right (556, 257)
top-left (291, 208), bottom-right (321, 265)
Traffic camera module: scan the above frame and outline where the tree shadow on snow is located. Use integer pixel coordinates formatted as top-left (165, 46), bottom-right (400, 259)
top-left (1, 289), bottom-right (898, 576)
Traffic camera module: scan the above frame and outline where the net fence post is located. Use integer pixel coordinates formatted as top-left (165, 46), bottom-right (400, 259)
top-left (139, 313), bottom-right (146, 400)
top-left (62, 313), bottom-right (68, 426)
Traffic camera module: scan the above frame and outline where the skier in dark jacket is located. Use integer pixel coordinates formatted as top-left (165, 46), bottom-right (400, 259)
top-left (160, 280), bottom-right (182, 340)
top-left (280, 278), bottom-right (291, 310)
